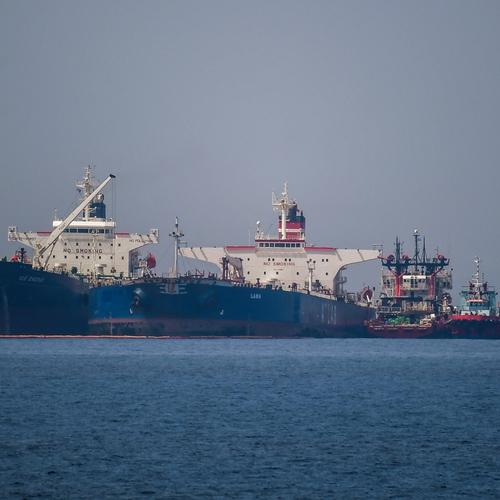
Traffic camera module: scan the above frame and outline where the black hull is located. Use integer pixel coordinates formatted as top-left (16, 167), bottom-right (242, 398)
top-left (0, 261), bottom-right (89, 335)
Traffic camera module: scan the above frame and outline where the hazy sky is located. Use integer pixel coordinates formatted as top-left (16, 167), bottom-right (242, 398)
top-left (1, 1), bottom-right (499, 300)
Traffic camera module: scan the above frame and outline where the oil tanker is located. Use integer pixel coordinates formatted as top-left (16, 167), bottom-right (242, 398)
top-left (89, 184), bottom-right (380, 337)
top-left (1, 167), bottom-right (158, 335)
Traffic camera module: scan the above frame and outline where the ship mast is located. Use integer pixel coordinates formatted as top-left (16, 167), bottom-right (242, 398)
top-left (413, 229), bottom-right (420, 271)
top-left (473, 256), bottom-right (482, 286)
top-left (272, 182), bottom-right (295, 240)
top-left (76, 166), bottom-right (99, 221)
top-left (169, 217), bottom-right (184, 277)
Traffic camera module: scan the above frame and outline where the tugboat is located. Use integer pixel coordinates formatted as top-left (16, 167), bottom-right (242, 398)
top-left (447, 257), bottom-right (500, 339)
top-left (365, 230), bottom-right (453, 338)
top-left (89, 183), bottom-right (380, 338)
top-left (1, 167), bottom-right (158, 336)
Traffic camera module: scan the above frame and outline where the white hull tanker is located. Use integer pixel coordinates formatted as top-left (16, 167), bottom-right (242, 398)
top-left (89, 184), bottom-right (380, 337)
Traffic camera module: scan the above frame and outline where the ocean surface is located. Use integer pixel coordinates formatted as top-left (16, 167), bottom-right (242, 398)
top-left (1, 339), bottom-right (499, 499)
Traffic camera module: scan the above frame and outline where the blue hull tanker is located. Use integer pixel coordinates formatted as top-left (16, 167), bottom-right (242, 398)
top-left (89, 277), bottom-right (376, 338)
top-left (89, 184), bottom-right (379, 338)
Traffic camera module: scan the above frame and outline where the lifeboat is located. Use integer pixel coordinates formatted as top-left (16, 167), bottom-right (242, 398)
top-left (146, 253), bottom-right (157, 269)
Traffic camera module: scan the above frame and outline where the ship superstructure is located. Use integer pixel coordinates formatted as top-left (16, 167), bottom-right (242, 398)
top-left (455, 257), bottom-right (497, 316)
top-left (8, 166), bottom-right (159, 278)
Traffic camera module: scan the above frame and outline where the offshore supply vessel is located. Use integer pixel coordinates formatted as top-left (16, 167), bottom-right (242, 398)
top-left (448, 257), bottom-right (500, 339)
top-left (1, 167), bottom-right (158, 335)
top-left (365, 230), bottom-right (453, 338)
top-left (89, 184), bottom-right (380, 337)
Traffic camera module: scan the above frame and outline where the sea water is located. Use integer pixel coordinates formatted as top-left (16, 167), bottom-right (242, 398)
top-left (0, 339), bottom-right (499, 499)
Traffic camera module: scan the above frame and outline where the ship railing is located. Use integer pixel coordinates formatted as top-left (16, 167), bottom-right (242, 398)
top-left (377, 301), bottom-right (436, 313)
top-left (255, 234), bottom-right (279, 240)
top-left (375, 305), bottom-right (408, 314)
top-left (401, 302), bottom-right (434, 313)
top-left (299, 288), bottom-right (337, 300)
top-left (255, 234), bottom-right (305, 241)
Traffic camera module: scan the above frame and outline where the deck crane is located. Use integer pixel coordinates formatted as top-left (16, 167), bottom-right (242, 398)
top-left (32, 173), bottom-right (116, 270)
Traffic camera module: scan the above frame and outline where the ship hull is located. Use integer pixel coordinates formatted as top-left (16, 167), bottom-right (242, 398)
top-left (365, 320), bottom-right (450, 339)
top-left (89, 278), bottom-right (375, 338)
top-left (0, 261), bottom-right (89, 335)
top-left (448, 315), bottom-right (500, 339)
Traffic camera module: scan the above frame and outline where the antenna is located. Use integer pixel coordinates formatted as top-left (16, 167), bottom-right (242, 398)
top-left (473, 256), bottom-right (481, 283)
top-left (413, 229), bottom-right (420, 270)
